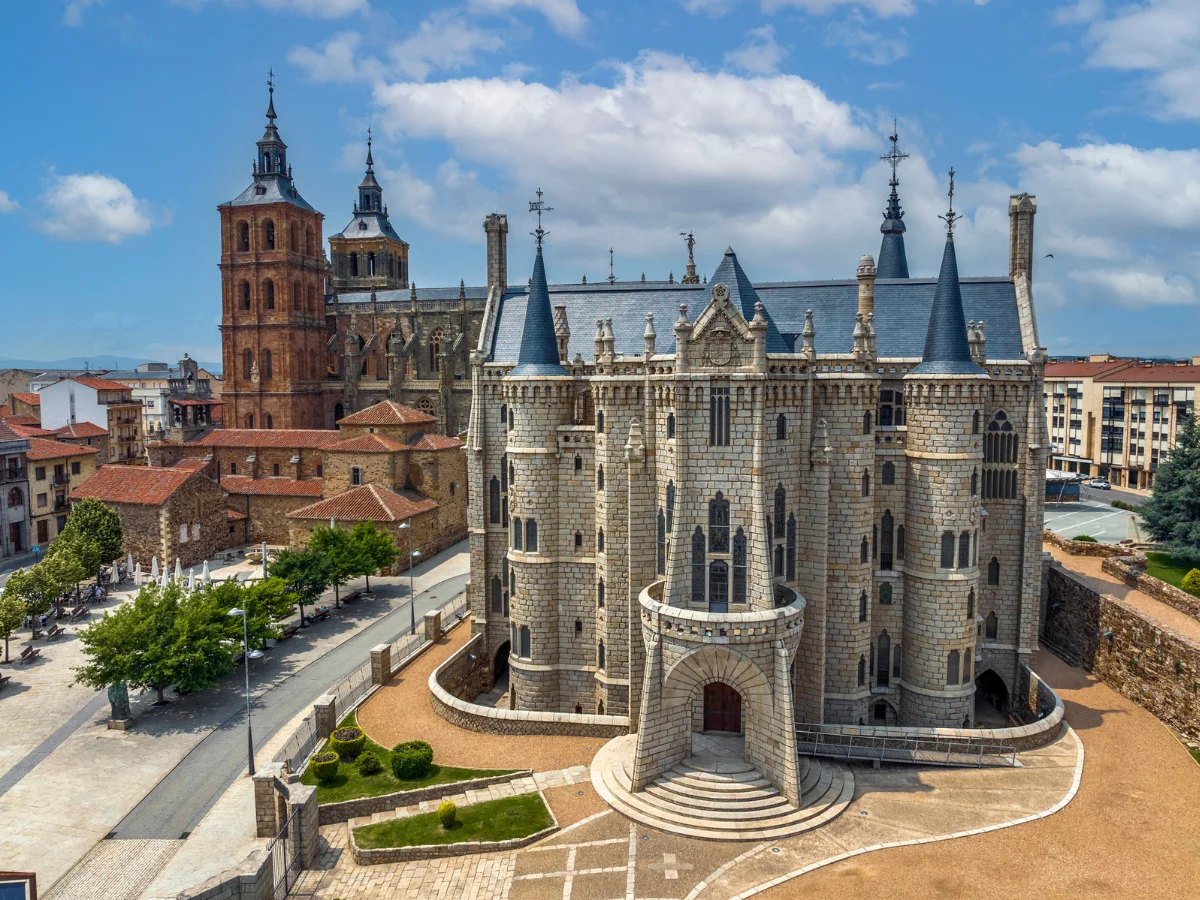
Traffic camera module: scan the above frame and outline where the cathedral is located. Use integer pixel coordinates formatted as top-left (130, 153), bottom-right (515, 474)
top-left (463, 152), bottom-right (1046, 811)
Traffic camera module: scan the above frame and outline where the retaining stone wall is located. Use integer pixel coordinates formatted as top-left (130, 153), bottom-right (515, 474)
top-left (1042, 529), bottom-right (1128, 558)
top-left (317, 770), bottom-right (532, 825)
top-left (175, 848), bottom-right (273, 900)
top-left (1102, 555), bottom-right (1200, 622)
top-left (350, 822), bottom-right (559, 865)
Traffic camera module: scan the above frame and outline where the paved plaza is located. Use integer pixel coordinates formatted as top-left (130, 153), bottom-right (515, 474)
top-left (1043, 499), bottom-right (1144, 544)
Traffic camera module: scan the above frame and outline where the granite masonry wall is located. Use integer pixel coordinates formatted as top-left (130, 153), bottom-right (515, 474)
top-left (1042, 529), bottom-right (1128, 558)
top-left (1103, 554), bottom-right (1200, 621)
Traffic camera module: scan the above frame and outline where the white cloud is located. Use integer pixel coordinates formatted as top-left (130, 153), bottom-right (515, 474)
top-left (825, 13), bottom-right (908, 65)
top-left (0, 191), bottom-right (17, 214)
top-left (289, 31), bottom-right (364, 83)
top-left (36, 174), bottom-right (157, 243)
top-left (467, 0), bottom-right (586, 35)
top-left (390, 12), bottom-right (506, 81)
top-left (1052, 0), bottom-right (1104, 25)
top-left (63, 0), bottom-right (101, 26)
top-left (170, 0), bottom-right (367, 18)
top-left (724, 26), bottom-right (787, 75)
top-left (1071, 268), bottom-right (1196, 307)
top-left (765, 0), bottom-right (916, 16)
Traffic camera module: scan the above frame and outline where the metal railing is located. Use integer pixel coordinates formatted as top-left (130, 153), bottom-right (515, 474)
top-left (266, 808), bottom-right (302, 900)
top-left (795, 724), bottom-right (1018, 768)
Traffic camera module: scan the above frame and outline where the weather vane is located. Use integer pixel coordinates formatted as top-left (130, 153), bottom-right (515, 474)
top-left (882, 120), bottom-right (908, 192)
top-left (529, 187), bottom-right (553, 250)
top-left (608, 248), bottom-right (616, 284)
top-left (679, 231), bottom-right (696, 262)
top-left (939, 168), bottom-right (961, 236)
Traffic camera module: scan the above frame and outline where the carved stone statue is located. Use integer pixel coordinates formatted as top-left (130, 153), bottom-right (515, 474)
top-left (108, 682), bottom-right (131, 721)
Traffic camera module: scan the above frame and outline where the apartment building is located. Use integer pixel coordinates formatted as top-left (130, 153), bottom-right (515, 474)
top-left (38, 377), bottom-right (145, 465)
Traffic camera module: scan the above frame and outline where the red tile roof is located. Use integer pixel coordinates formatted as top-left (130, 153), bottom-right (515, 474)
top-left (55, 422), bottom-right (109, 439)
top-left (187, 429), bottom-right (345, 449)
top-left (408, 432), bottom-right (465, 451)
top-left (73, 376), bottom-right (135, 392)
top-left (286, 483), bottom-right (437, 522)
top-left (10, 393), bottom-right (40, 406)
top-left (25, 438), bottom-right (99, 461)
top-left (71, 465), bottom-right (204, 506)
top-left (0, 420), bottom-right (25, 444)
top-left (220, 475), bottom-right (325, 497)
top-left (172, 457), bottom-right (212, 471)
top-left (336, 400), bottom-right (436, 427)
top-left (1044, 360), bottom-right (1132, 378)
top-left (6, 415), bottom-right (42, 426)
top-left (228, 509), bottom-right (247, 521)
top-left (0, 406), bottom-right (9, 419)
top-left (8, 423), bottom-right (57, 438)
top-left (328, 434), bottom-right (409, 453)
top-left (1095, 364), bottom-right (1200, 384)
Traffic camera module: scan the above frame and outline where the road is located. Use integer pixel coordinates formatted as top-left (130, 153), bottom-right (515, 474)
top-left (1044, 500), bottom-right (1144, 544)
top-left (110, 572), bottom-right (469, 840)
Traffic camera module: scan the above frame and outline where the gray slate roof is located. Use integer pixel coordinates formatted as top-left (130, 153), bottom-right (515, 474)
top-left (510, 248), bottom-right (567, 376)
top-left (710, 249), bottom-right (789, 352)
top-left (330, 211), bottom-right (403, 242)
top-left (226, 174), bottom-right (316, 212)
top-left (910, 235), bottom-right (982, 376)
top-left (329, 285), bottom-right (488, 305)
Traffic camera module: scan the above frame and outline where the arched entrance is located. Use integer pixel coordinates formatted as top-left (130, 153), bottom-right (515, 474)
top-left (974, 668), bottom-right (1009, 726)
top-left (493, 640), bottom-right (510, 682)
top-left (703, 682), bottom-right (742, 733)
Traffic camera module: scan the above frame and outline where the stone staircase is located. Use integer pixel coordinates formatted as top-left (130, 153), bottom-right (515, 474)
top-left (591, 735), bottom-right (854, 841)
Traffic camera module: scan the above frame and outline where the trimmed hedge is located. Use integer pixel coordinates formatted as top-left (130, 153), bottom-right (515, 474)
top-left (355, 750), bottom-right (383, 776)
top-left (392, 740), bottom-right (434, 780)
top-left (1183, 568), bottom-right (1200, 597)
top-left (330, 726), bottom-right (366, 760)
top-left (1072, 535), bottom-right (1098, 543)
top-left (437, 800), bottom-right (457, 829)
top-left (312, 752), bottom-right (341, 782)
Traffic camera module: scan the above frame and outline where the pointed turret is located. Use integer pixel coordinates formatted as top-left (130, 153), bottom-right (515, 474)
top-left (257, 74), bottom-right (288, 178)
top-left (357, 130), bottom-right (384, 214)
top-left (510, 247), bottom-right (567, 376)
top-left (877, 124), bottom-right (910, 279)
top-left (225, 72), bottom-right (316, 212)
top-left (911, 178), bottom-right (978, 375)
top-left (709, 248), bottom-right (789, 352)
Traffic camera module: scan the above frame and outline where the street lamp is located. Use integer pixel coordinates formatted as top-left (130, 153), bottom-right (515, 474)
top-left (398, 520), bottom-right (422, 635)
top-left (228, 600), bottom-right (265, 776)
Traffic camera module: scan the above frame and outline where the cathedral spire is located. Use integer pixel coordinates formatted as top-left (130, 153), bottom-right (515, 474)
top-left (266, 68), bottom-right (277, 124)
top-left (356, 128), bottom-right (384, 213)
top-left (255, 69), bottom-right (288, 179)
top-left (877, 122), bottom-right (910, 279)
top-left (511, 191), bottom-right (566, 376)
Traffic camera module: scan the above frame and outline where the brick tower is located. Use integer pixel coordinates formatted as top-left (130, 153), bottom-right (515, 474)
top-left (219, 76), bottom-right (327, 430)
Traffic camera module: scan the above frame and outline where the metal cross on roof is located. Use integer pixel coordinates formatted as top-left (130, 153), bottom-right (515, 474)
top-left (882, 120), bottom-right (908, 192)
top-left (608, 248), bottom-right (616, 284)
top-left (939, 167), bottom-right (961, 235)
top-left (529, 187), bottom-right (552, 250)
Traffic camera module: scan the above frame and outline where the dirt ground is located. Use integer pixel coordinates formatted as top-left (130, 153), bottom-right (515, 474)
top-left (756, 649), bottom-right (1200, 900)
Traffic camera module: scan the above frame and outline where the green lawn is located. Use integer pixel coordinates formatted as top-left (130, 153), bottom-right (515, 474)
top-left (353, 792), bottom-right (553, 849)
top-left (1190, 748), bottom-right (1200, 767)
top-left (1145, 552), bottom-right (1200, 596)
top-left (300, 713), bottom-right (513, 803)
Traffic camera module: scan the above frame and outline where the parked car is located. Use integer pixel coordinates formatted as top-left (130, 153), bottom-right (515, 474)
top-left (1087, 479), bottom-right (1111, 490)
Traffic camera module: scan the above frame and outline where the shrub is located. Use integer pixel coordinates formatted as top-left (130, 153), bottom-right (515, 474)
top-left (438, 800), bottom-right (457, 829)
top-left (1112, 500), bottom-right (1147, 514)
top-left (330, 726), bottom-right (366, 760)
top-left (1072, 535), bottom-right (1098, 543)
top-left (355, 750), bottom-right (383, 776)
top-left (391, 740), bottom-right (434, 780)
top-left (1183, 568), bottom-right (1200, 597)
top-left (312, 752), bottom-right (340, 781)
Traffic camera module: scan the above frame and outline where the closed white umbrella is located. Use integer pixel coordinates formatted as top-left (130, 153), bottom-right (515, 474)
top-left (126, 552), bottom-right (134, 573)
top-left (187, 568), bottom-right (195, 591)
top-left (134, 562), bottom-right (143, 586)
top-left (151, 557), bottom-right (159, 580)
top-left (201, 559), bottom-right (211, 584)
top-left (175, 559), bottom-right (184, 582)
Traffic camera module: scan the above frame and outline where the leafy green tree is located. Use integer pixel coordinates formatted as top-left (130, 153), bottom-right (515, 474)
top-left (61, 498), bottom-right (123, 563)
top-left (39, 551), bottom-right (84, 613)
top-left (308, 525), bottom-right (357, 607)
top-left (3, 566), bottom-right (58, 637)
top-left (204, 577), bottom-right (294, 648)
top-left (269, 547), bottom-right (331, 626)
top-left (73, 598), bottom-right (140, 694)
top-left (1143, 413), bottom-right (1200, 562)
top-left (168, 587), bottom-right (238, 694)
top-left (349, 521), bottom-right (397, 593)
top-left (47, 529), bottom-right (102, 587)
top-left (0, 591), bottom-right (26, 662)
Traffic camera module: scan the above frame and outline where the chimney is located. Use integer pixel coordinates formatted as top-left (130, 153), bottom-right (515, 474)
top-left (1008, 193), bottom-right (1037, 282)
top-left (484, 214), bottom-right (508, 294)
top-left (856, 254), bottom-right (876, 320)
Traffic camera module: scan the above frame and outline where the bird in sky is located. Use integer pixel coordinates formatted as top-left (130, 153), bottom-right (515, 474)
top-left (1044, 253), bottom-right (1054, 259)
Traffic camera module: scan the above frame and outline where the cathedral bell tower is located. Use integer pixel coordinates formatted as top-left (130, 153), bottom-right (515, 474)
top-left (218, 73), bottom-right (327, 430)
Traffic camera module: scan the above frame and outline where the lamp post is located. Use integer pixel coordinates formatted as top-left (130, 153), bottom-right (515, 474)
top-left (398, 520), bottom-right (422, 635)
top-left (228, 599), bottom-right (265, 776)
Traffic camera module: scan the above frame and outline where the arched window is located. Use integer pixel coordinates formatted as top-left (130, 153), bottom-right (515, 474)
top-left (860, 536), bottom-right (869, 564)
top-left (691, 527), bottom-right (706, 605)
top-left (880, 582), bottom-right (893, 605)
top-left (786, 514), bottom-right (796, 580)
top-left (264, 279), bottom-right (275, 310)
top-left (509, 407), bottom-right (514, 431)
top-left (710, 387), bottom-right (731, 446)
top-left (897, 524), bottom-right (905, 561)
top-left (893, 643), bottom-right (902, 677)
top-left (946, 650), bottom-right (960, 685)
top-left (575, 530), bottom-right (582, 548)
top-left (774, 544), bottom-right (784, 577)
top-left (859, 590), bottom-right (867, 622)
top-left (264, 220), bottom-right (275, 250)
top-left (240, 281), bottom-right (251, 310)
top-left (733, 527), bottom-right (747, 603)
top-left (351, 466), bottom-right (362, 485)
top-left (289, 222), bottom-right (299, 252)
top-left (857, 655), bottom-right (866, 687)
top-left (973, 410), bottom-right (980, 434)
top-left (985, 611), bottom-right (998, 639)
top-left (666, 413), bottom-right (675, 438)
top-left (666, 481), bottom-right (675, 531)
top-left (971, 468), bottom-right (978, 495)
top-left (489, 477), bottom-right (501, 524)
top-left (963, 650), bottom-right (973, 684)
top-left (265, 414), bottom-right (273, 429)
top-left (513, 517), bottom-right (523, 550)
top-left (984, 411), bottom-right (1019, 499)
top-left (238, 222), bottom-right (250, 251)
top-left (293, 282), bottom-right (302, 311)
top-left (334, 402), bottom-right (345, 421)
top-left (967, 589), bottom-right (976, 619)
top-left (245, 413), bottom-right (254, 428)
top-left (8, 487), bottom-right (23, 508)
top-left (709, 492), bottom-right (730, 552)
top-left (877, 631), bottom-right (891, 687)
top-left (598, 640), bottom-right (605, 670)
top-left (988, 556), bottom-right (1000, 585)
top-left (597, 578), bottom-right (605, 608)
top-left (491, 576), bottom-right (503, 613)
top-left (776, 414), bottom-right (787, 439)
top-left (525, 519), bottom-right (537, 552)
top-left (774, 483), bottom-right (786, 538)
top-left (350, 252), bottom-right (359, 277)
top-left (574, 454), bottom-right (582, 471)
top-left (941, 532), bottom-right (956, 568)
top-left (709, 560), bottom-right (729, 612)
top-left (880, 510), bottom-right (894, 570)
top-left (305, 226), bottom-right (313, 256)
top-left (958, 531), bottom-right (970, 569)
top-left (242, 349), bottom-right (254, 379)
top-left (429, 328), bottom-right (444, 373)
top-left (882, 461), bottom-right (895, 485)
top-left (861, 470), bottom-right (870, 497)
top-left (596, 410), bottom-right (604, 433)
top-left (263, 349), bottom-right (273, 380)
top-left (519, 625), bottom-right (531, 658)
top-left (499, 404), bottom-right (507, 426)
top-left (657, 510), bottom-right (666, 575)
top-left (863, 411), bottom-right (872, 435)
top-left (596, 465), bottom-right (604, 491)
top-left (367, 251), bottom-right (376, 276)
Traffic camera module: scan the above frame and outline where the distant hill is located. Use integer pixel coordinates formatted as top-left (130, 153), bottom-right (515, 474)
top-left (0, 356), bottom-right (222, 375)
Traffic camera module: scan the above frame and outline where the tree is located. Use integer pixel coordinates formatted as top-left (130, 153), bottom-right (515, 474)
top-left (204, 577), bottom-right (294, 648)
top-left (269, 547), bottom-right (331, 626)
top-left (73, 597), bottom-right (140, 694)
top-left (39, 552), bottom-right (84, 614)
top-left (308, 525), bottom-right (357, 607)
top-left (3, 566), bottom-right (57, 638)
top-left (0, 591), bottom-right (25, 662)
top-left (168, 587), bottom-right (239, 695)
top-left (47, 529), bottom-right (102, 587)
top-left (1143, 413), bottom-right (1200, 562)
top-left (61, 498), bottom-right (123, 563)
top-left (349, 521), bottom-right (397, 593)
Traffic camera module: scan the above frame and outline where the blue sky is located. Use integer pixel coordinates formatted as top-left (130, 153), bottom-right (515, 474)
top-left (2, 0), bottom-right (1199, 367)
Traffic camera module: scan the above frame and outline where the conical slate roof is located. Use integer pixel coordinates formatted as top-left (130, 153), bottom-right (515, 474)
top-left (877, 190), bottom-right (909, 279)
top-left (510, 247), bottom-right (568, 376)
top-left (710, 248), bottom-right (789, 352)
top-left (911, 235), bottom-right (979, 375)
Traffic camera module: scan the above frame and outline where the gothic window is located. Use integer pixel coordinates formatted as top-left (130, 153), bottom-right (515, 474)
top-left (733, 527), bottom-right (747, 604)
top-left (873, 525), bottom-right (878, 561)
top-left (501, 456), bottom-right (508, 491)
top-left (519, 626), bottom-right (531, 658)
top-left (265, 220), bottom-right (275, 250)
top-left (243, 349), bottom-right (253, 379)
top-left (774, 484), bottom-right (785, 537)
top-left (859, 591), bottom-right (867, 622)
top-left (657, 510), bottom-right (666, 575)
top-left (984, 411), bottom-right (1019, 499)
top-left (880, 510), bottom-right (894, 570)
top-left (265, 414), bottom-right (273, 429)
top-left (958, 531), bottom-right (971, 569)
top-left (597, 578), bottom-right (605, 608)
top-left (941, 531), bottom-right (956, 568)
top-left (238, 222), bottom-right (250, 252)
top-left (946, 650), bottom-right (960, 685)
top-left (666, 413), bottom-right (675, 438)
top-left (985, 611), bottom-right (998, 639)
top-left (857, 655), bottom-right (866, 687)
top-left (293, 282), bottom-right (302, 311)
top-left (240, 281), bottom-right (251, 310)
top-left (709, 560), bottom-right (729, 612)
top-left (368, 252), bottom-right (376, 276)
top-left (967, 589), bottom-right (975, 619)
top-left (263, 349), bottom-right (273, 380)
top-left (289, 223), bottom-right (299, 252)
top-left (597, 527), bottom-right (604, 552)
top-left (305, 226), bottom-right (313, 256)
top-left (575, 530), bottom-right (583, 548)
top-left (877, 631), bottom-right (891, 687)
top-left (710, 387), bottom-right (731, 446)
top-left (513, 517), bottom-right (523, 550)
top-left (882, 461), bottom-right (896, 485)
top-left (893, 644), bottom-right (902, 677)
top-left (963, 650), bottom-right (973, 684)
top-left (350, 253), bottom-right (359, 277)
top-left (861, 470), bottom-right (871, 497)
top-left (526, 519), bottom-right (538, 552)
top-left (776, 414), bottom-right (786, 439)
top-left (598, 640), bottom-right (605, 670)
top-left (774, 544), bottom-right (784, 577)
top-left (878, 388), bottom-right (904, 426)
top-left (596, 465), bottom-right (604, 491)
top-left (666, 481), bottom-right (675, 531)
top-left (709, 492), bottom-right (730, 552)
top-left (429, 329), bottom-right (444, 373)
top-left (860, 536), bottom-right (869, 564)
top-left (691, 527), bottom-right (706, 605)
top-left (491, 576), bottom-right (503, 613)
top-left (574, 454), bottom-right (582, 471)
top-left (988, 556), bottom-right (1000, 585)
top-left (972, 529), bottom-right (978, 566)
top-left (971, 468), bottom-right (978, 495)
top-left (786, 514), bottom-right (796, 580)
top-left (500, 404), bottom-right (508, 426)
top-left (897, 525), bottom-right (905, 561)
top-left (863, 411), bottom-right (872, 435)
top-left (502, 497), bottom-right (508, 526)
top-left (265, 279), bottom-right (275, 310)
top-left (597, 410), bottom-right (604, 434)
top-left (880, 582), bottom-right (892, 605)
top-left (489, 477), bottom-right (500, 524)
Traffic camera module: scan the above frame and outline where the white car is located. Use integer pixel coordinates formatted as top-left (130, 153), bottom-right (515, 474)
top-left (1087, 479), bottom-right (1111, 490)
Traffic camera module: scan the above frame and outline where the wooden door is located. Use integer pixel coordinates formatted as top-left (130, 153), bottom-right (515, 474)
top-left (703, 683), bottom-right (742, 733)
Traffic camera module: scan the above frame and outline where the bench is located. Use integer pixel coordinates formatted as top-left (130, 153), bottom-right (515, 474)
top-left (69, 605), bottom-right (89, 621)
top-left (45, 624), bottom-right (65, 640)
top-left (341, 591), bottom-right (362, 604)
top-left (19, 646), bottom-right (41, 664)
top-left (0, 674), bottom-right (10, 690)
top-left (278, 624), bottom-right (299, 641)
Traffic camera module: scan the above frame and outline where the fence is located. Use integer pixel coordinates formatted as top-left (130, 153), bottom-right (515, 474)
top-left (266, 808), bottom-right (302, 900)
top-left (794, 724), bottom-right (1018, 768)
